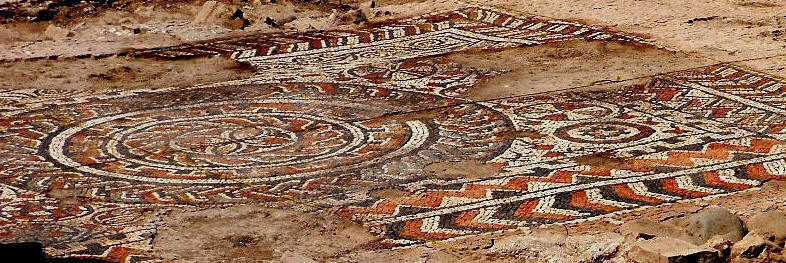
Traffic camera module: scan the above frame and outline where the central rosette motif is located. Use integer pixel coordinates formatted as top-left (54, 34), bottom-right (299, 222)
top-left (114, 113), bottom-right (360, 168)
top-left (168, 119), bottom-right (300, 155)
top-left (555, 121), bottom-right (655, 144)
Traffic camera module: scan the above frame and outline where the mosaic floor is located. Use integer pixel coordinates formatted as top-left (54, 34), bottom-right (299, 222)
top-left (2, 6), bottom-right (786, 262)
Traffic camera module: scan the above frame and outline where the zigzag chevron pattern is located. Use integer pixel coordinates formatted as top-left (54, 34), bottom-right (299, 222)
top-left (339, 68), bottom-right (786, 245)
top-left (383, 156), bottom-right (786, 243)
top-left (341, 137), bottom-right (785, 219)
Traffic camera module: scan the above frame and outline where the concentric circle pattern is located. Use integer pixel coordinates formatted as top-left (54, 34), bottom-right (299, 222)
top-left (555, 121), bottom-right (655, 144)
top-left (50, 99), bottom-right (417, 184)
top-left (34, 83), bottom-right (512, 187)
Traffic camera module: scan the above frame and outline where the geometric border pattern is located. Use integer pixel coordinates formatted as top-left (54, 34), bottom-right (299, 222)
top-left (341, 66), bottom-right (786, 245)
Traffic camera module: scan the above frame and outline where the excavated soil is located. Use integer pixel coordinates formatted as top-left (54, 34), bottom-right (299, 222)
top-left (446, 40), bottom-right (711, 100)
top-left (0, 56), bottom-right (254, 90)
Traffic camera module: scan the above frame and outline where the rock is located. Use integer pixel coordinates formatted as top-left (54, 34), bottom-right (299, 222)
top-left (491, 228), bottom-right (566, 254)
top-left (43, 24), bottom-right (72, 40)
top-left (490, 229), bottom-right (622, 263)
top-left (747, 210), bottom-right (786, 243)
top-left (685, 206), bottom-right (745, 242)
top-left (620, 219), bottom-right (703, 245)
top-left (627, 237), bottom-right (718, 263)
top-left (705, 235), bottom-right (733, 259)
top-left (730, 232), bottom-right (771, 260)
top-left (567, 233), bottom-right (624, 262)
top-left (192, 0), bottom-right (225, 24)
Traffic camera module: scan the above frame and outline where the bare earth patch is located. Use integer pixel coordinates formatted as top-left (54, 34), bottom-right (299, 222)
top-left (447, 40), bottom-right (711, 100)
top-left (154, 203), bottom-right (379, 263)
top-left (424, 161), bottom-right (504, 180)
top-left (0, 56), bottom-right (254, 91)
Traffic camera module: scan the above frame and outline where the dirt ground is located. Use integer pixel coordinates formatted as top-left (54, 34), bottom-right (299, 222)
top-left (446, 40), bottom-right (712, 100)
top-left (1, 0), bottom-right (786, 262)
top-left (0, 56), bottom-right (253, 90)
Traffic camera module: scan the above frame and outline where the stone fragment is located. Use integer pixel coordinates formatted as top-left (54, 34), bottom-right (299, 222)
top-left (685, 206), bottom-right (745, 242)
top-left (490, 230), bottom-right (623, 263)
top-left (705, 235), bottom-right (733, 259)
top-left (620, 219), bottom-right (702, 245)
top-left (747, 210), bottom-right (786, 243)
top-left (730, 232), bottom-right (770, 260)
top-left (490, 228), bottom-right (566, 254)
top-left (567, 233), bottom-right (624, 262)
top-left (627, 237), bottom-right (718, 263)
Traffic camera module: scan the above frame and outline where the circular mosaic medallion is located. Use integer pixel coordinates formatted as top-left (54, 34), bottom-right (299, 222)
top-left (554, 121), bottom-right (655, 144)
top-left (34, 83), bottom-right (512, 188)
top-left (49, 99), bottom-right (424, 184)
